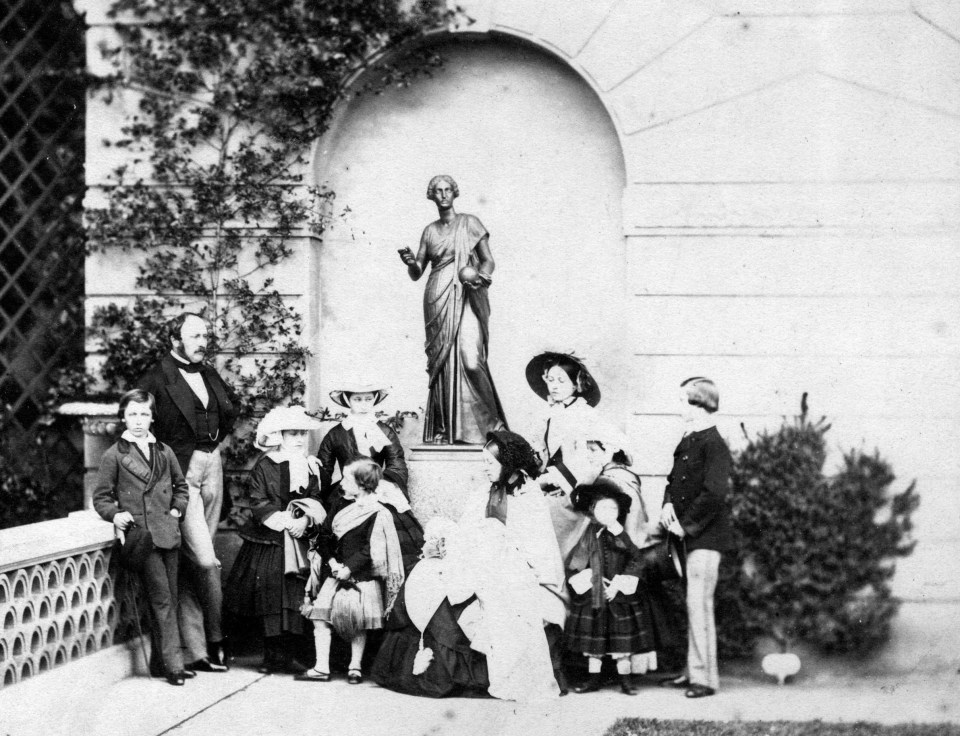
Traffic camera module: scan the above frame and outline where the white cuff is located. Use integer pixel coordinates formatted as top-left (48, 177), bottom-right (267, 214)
top-left (262, 512), bottom-right (289, 532)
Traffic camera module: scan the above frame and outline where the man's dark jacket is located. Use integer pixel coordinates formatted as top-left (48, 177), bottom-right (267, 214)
top-left (662, 425), bottom-right (735, 553)
top-left (138, 354), bottom-right (238, 474)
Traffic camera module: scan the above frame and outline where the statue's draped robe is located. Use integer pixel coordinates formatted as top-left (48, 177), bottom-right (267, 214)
top-left (421, 213), bottom-right (507, 443)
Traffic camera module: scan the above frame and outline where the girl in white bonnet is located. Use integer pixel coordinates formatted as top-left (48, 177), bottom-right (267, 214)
top-left (223, 405), bottom-right (326, 674)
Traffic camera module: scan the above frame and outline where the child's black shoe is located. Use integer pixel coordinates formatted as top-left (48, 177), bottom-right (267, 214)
top-left (573, 673), bottom-right (603, 694)
top-left (619, 674), bottom-right (636, 695)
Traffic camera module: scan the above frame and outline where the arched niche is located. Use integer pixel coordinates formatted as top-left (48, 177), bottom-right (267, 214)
top-left (311, 35), bottom-right (627, 440)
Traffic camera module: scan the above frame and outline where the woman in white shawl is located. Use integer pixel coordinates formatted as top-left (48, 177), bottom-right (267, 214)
top-left (451, 430), bottom-right (569, 700)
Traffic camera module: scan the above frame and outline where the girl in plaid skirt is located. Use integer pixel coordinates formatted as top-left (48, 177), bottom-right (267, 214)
top-left (565, 480), bottom-right (656, 695)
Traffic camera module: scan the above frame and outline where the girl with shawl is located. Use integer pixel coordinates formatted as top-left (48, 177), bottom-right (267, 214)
top-left (223, 406), bottom-right (326, 674)
top-left (300, 459), bottom-right (404, 683)
top-left (318, 382), bottom-right (423, 573)
top-left (564, 480), bottom-right (656, 696)
top-left (398, 174), bottom-right (508, 444)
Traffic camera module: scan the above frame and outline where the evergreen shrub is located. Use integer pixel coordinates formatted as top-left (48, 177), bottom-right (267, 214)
top-left (717, 395), bottom-right (918, 658)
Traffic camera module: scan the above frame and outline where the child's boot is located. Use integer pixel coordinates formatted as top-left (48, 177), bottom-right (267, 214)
top-left (574, 656), bottom-right (604, 693)
top-left (616, 657), bottom-right (636, 695)
top-left (573, 673), bottom-right (603, 693)
top-left (258, 636), bottom-right (280, 674)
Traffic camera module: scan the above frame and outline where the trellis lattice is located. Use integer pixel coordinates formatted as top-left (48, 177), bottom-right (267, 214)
top-left (0, 0), bottom-right (85, 497)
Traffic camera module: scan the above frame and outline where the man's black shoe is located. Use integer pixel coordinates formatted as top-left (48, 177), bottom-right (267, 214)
top-left (187, 657), bottom-right (228, 673)
top-left (151, 666), bottom-right (195, 679)
top-left (166, 671), bottom-right (186, 686)
top-left (208, 640), bottom-right (228, 668)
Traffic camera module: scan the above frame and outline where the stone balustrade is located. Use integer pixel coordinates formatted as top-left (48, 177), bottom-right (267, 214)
top-left (0, 510), bottom-right (139, 688)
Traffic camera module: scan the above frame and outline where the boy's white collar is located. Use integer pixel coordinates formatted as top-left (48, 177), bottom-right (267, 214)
top-left (122, 429), bottom-right (156, 444)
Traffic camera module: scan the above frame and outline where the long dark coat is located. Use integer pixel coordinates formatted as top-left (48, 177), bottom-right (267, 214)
top-left (92, 438), bottom-right (190, 549)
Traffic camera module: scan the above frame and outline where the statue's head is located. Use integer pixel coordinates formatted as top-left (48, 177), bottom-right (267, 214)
top-left (426, 174), bottom-right (459, 203)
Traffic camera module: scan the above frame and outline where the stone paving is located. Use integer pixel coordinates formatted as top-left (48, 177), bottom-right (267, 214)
top-left (1, 646), bottom-right (958, 736)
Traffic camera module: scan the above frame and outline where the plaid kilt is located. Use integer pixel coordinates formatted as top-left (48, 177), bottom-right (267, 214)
top-left (564, 594), bottom-right (656, 657)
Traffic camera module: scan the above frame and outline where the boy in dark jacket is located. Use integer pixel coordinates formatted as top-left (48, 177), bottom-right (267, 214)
top-left (93, 389), bottom-right (190, 685)
top-left (660, 377), bottom-right (733, 698)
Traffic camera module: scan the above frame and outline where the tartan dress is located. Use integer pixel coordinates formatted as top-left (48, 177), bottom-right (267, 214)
top-left (564, 523), bottom-right (656, 657)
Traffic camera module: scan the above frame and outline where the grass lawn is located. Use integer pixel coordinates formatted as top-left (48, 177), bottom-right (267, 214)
top-left (607, 720), bottom-right (960, 736)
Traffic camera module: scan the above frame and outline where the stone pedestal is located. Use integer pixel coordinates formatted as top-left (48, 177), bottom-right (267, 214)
top-left (406, 445), bottom-right (485, 524)
top-left (57, 402), bottom-right (120, 510)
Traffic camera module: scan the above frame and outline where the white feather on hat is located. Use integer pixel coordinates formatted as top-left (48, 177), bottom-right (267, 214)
top-left (255, 405), bottom-right (322, 450)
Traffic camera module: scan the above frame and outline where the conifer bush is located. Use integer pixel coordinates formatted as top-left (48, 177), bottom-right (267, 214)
top-left (717, 395), bottom-right (918, 658)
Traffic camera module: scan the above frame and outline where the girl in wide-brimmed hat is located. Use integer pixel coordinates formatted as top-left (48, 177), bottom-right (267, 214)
top-left (524, 352), bottom-right (635, 561)
top-left (318, 380), bottom-right (423, 575)
top-left (565, 480), bottom-right (656, 696)
top-left (223, 405), bottom-right (326, 674)
top-left (318, 382), bottom-right (408, 502)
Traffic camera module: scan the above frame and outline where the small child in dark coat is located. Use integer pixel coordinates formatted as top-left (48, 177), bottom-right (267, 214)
top-left (565, 480), bottom-right (656, 695)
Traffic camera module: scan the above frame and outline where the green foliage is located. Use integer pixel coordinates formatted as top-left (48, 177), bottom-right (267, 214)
top-left (606, 719), bottom-right (960, 736)
top-left (83, 0), bottom-right (451, 475)
top-left (0, 407), bottom-right (77, 530)
top-left (717, 396), bottom-right (918, 657)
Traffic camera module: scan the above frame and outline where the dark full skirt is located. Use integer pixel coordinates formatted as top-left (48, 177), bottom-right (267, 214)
top-left (564, 594), bottom-right (657, 658)
top-left (224, 540), bottom-right (307, 637)
top-left (371, 587), bottom-right (489, 698)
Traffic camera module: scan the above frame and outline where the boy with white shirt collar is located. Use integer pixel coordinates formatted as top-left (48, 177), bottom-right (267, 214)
top-left (93, 389), bottom-right (190, 685)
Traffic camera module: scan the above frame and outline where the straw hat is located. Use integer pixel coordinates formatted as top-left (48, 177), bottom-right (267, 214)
top-left (328, 382), bottom-right (391, 409)
top-left (525, 351), bottom-right (601, 407)
top-left (255, 405), bottom-right (322, 449)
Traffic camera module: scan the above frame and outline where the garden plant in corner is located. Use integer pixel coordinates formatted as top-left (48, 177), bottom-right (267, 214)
top-left (717, 394), bottom-right (918, 680)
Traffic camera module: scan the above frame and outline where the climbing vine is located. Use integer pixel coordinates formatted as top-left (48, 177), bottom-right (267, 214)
top-left (84, 0), bottom-right (453, 472)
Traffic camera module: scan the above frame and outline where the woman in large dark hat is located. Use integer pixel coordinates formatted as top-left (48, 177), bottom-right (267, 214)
top-left (525, 351), bottom-right (635, 561)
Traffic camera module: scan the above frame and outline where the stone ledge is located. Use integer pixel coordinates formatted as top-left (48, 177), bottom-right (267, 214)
top-left (0, 512), bottom-right (114, 575)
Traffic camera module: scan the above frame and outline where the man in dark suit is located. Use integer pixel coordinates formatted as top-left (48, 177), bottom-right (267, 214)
top-left (659, 377), bottom-right (734, 699)
top-left (138, 312), bottom-right (237, 672)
